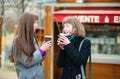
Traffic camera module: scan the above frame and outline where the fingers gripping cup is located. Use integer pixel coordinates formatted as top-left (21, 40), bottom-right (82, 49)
top-left (59, 33), bottom-right (67, 42)
top-left (45, 35), bottom-right (52, 42)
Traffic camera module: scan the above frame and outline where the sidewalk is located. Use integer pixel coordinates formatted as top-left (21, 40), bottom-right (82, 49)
top-left (0, 68), bottom-right (17, 79)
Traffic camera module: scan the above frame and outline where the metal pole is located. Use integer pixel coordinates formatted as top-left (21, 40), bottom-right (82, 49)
top-left (50, 5), bottom-right (54, 79)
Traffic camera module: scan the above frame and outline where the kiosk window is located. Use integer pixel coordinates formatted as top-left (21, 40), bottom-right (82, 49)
top-left (85, 24), bottom-right (120, 55)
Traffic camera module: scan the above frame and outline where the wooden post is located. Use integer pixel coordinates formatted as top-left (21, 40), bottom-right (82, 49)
top-left (43, 6), bottom-right (52, 79)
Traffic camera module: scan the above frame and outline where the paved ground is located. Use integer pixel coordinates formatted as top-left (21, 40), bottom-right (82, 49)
top-left (0, 68), bottom-right (17, 79)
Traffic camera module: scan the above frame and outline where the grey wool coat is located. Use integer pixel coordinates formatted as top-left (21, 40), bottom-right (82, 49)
top-left (13, 38), bottom-right (45, 79)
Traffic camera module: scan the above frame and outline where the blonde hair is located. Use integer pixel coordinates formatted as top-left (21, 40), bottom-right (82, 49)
top-left (62, 16), bottom-right (85, 37)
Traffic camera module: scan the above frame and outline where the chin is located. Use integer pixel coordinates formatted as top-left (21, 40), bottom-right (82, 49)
top-left (64, 32), bottom-right (72, 36)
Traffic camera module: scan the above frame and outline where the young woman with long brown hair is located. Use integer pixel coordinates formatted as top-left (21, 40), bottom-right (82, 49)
top-left (9, 12), bottom-right (52, 79)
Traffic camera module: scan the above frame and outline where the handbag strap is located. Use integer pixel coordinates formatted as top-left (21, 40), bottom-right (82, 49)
top-left (89, 47), bottom-right (92, 79)
top-left (79, 38), bottom-right (92, 79)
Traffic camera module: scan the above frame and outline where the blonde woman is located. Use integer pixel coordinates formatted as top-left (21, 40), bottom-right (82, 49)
top-left (57, 16), bottom-right (91, 79)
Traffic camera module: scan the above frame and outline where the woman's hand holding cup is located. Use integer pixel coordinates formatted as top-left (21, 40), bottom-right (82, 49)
top-left (40, 40), bottom-right (52, 51)
top-left (57, 33), bottom-right (70, 49)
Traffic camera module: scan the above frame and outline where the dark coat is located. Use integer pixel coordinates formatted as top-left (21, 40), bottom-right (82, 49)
top-left (56, 36), bottom-right (91, 79)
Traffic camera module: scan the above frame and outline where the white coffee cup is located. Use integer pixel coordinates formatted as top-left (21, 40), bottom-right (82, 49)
top-left (59, 33), bottom-right (67, 36)
top-left (45, 35), bottom-right (52, 41)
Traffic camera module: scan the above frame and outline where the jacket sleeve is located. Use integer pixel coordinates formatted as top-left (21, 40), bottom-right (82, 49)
top-left (18, 50), bottom-right (45, 67)
top-left (56, 48), bottom-right (65, 68)
top-left (64, 39), bottom-right (91, 66)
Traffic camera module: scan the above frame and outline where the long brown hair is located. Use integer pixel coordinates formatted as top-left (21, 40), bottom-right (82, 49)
top-left (62, 16), bottom-right (85, 37)
top-left (9, 12), bottom-right (38, 62)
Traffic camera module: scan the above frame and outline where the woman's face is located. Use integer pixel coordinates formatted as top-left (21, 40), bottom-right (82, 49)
top-left (33, 20), bottom-right (38, 32)
top-left (63, 23), bottom-right (73, 36)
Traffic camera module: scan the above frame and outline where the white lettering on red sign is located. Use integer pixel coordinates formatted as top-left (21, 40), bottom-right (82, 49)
top-left (104, 16), bottom-right (109, 23)
top-left (72, 15), bottom-right (120, 23)
top-left (114, 16), bottom-right (120, 23)
top-left (74, 16), bottom-right (100, 23)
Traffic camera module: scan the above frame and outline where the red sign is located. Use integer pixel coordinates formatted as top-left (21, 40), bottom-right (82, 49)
top-left (54, 10), bottom-right (120, 24)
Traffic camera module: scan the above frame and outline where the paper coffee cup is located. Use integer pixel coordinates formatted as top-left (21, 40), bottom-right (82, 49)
top-left (45, 35), bottom-right (52, 41)
top-left (59, 33), bottom-right (67, 36)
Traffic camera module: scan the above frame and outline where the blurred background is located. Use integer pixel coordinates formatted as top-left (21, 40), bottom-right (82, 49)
top-left (0, 0), bottom-right (120, 79)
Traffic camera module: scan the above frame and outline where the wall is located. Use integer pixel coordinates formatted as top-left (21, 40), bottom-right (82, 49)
top-left (86, 63), bottom-right (120, 79)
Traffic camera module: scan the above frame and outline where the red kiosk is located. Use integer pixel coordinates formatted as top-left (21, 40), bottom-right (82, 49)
top-left (53, 9), bottom-right (120, 79)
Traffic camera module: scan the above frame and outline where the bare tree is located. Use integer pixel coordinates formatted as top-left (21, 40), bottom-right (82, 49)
top-left (0, 0), bottom-right (4, 16)
top-left (0, 0), bottom-right (4, 68)
top-left (0, 0), bottom-right (31, 68)
top-left (13, 0), bottom-right (31, 14)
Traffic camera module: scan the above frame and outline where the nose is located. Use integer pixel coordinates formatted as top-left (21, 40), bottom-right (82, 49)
top-left (63, 27), bottom-right (67, 32)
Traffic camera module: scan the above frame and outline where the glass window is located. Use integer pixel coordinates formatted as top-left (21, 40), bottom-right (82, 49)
top-left (84, 24), bottom-right (120, 55)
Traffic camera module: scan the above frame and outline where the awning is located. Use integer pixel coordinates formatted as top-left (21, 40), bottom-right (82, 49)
top-left (54, 10), bottom-right (120, 24)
